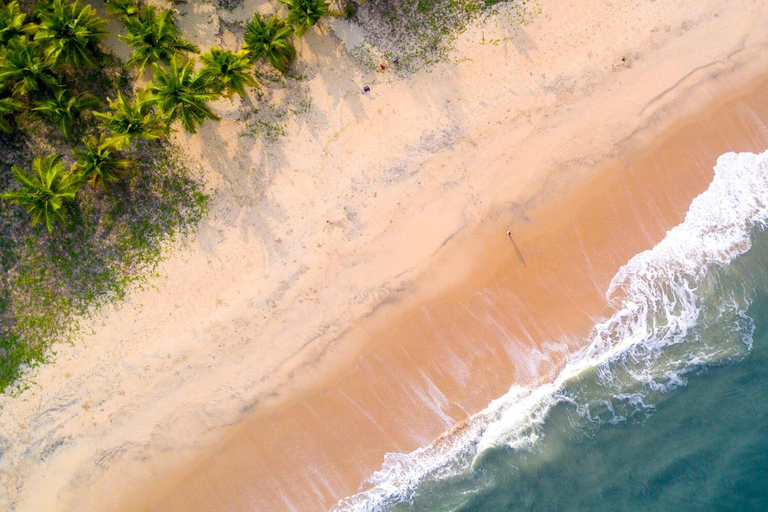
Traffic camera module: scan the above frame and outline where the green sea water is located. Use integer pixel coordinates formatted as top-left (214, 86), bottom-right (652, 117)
top-left (336, 151), bottom-right (768, 512)
top-left (402, 230), bottom-right (768, 512)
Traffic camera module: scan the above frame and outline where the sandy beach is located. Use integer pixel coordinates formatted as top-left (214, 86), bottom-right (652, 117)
top-left (3, 0), bottom-right (768, 510)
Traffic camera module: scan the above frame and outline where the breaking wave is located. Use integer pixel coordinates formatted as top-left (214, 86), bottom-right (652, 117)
top-left (333, 150), bottom-right (768, 511)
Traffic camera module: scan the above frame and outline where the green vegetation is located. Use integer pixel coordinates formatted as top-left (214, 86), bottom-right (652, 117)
top-left (34, 0), bottom-right (109, 69)
top-left (352, 0), bottom-right (540, 69)
top-left (149, 57), bottom-right (220, 134)
top-left (0, 37), bottom-right (59, 96)
top-left (200, 46), bottom-right (258, 99)
top-left (0, 95), bottom-right (23, 132)
top-left (0, 0), bottom-right (534, 392)
top-left (0, 0), bottom-right (341, 393)
top-left (119, 4), bottom-right (198, 71)
top-left (93, 90), bottom-right (167, 142)
top-left (1, 154), bottom-right (82, 233)
top-left (72, 133), bottom-right (132, 192)
top-left (243, 14), bottom-right (297, 75)
top-left (0, 1), bottom-right (30, 44)
top-left (32, 88), bottom-right (99, 138)
top-left (281, 0), bottom-right (332, 37)
top-left (0, 137), bottom-right (206, 392)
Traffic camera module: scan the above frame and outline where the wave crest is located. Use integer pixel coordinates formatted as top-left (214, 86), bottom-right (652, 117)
top-left (334, 150), bottom-right (768, 512)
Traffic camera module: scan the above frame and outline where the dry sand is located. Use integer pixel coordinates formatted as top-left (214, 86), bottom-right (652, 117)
top-left (3, 0), bottom-right (768, 511)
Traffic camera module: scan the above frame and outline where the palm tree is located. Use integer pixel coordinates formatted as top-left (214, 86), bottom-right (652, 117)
top-left (33, 0), bottom-right (109, 70)
top-left (72, 134), bottom-right (132, 192)
top-left (0, 38), bottom-right (59, 96)
top-left (0, 95), bottom-right (24, 133)
top-left (94, 89), bottom-right (167, 142)
top-left (243, 14), bottom-right (296, 74)
top-left (33, 88), bottom-right (99, 138)
top-left (103, 0), bottom-right (139, 20)
top-left (148, 57), bottom-right (220, 134)
top-left (200, 47), bottom-right (258, 98)
top-left (281, 0), bottom-right (331, 37)
top-left (120, 5), bottom-right (199, 71)
top-left (1, 154), bottom-right (83, 233)
top-left (0, 0), bottom-right (33, 44)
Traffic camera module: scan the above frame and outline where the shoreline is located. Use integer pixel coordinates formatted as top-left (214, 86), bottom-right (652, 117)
top-left (135, 65), bottom-right (768, 511)
top-left (3, 1), bottom-right (768, 511)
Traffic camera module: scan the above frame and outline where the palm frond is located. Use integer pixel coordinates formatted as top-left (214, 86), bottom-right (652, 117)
top-left (281, 0), bottom-right (329, 37)
top-left (243, 14), bottom-right (296, 74)
top-left (1, 154), bottom-right (83, 233)
top-left (0, 38), bottom-right (59, 96)
top-left (148, 57), bottom-right (220, 134)
top-left (200, 46), bottom-right (257, 98)
top-left (94, 89), bottom-right (167, 141)
top-left (119, 6), bottom-right (199, 71)
top-left (0, 0), bottom-right (34, 44)
top-left (72, 133), bottom-right (133, 192)
top-left (33, 88), bottom-right (99, 138)
top-left (33, 0), bottom-right (109, 70)
top-left (0, 96), bottom-right (24, 133)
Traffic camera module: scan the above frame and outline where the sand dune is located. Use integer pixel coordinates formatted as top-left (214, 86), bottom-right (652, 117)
top-left (2, 0), bottom-right (768, 510)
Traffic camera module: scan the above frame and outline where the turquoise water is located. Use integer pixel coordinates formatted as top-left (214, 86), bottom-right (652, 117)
top-left (398, 230), bottom-right (768, 512)
top-left (336, 151), bottom-right (768, 512)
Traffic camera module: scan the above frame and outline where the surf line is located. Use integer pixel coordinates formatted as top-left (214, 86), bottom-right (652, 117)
top-left (506, 230), bottom-right (527, 266)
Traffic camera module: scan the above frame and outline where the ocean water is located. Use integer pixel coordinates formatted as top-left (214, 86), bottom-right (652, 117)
top-left (335, 149), bottom-right (768, 511)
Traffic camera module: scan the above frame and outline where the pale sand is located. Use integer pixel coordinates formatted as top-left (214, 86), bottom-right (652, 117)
top-left (133, 72), bottom-right (768, 511)
top-left (2, 0), bottom-right (768, 511)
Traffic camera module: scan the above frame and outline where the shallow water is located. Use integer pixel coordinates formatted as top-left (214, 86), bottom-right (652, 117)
top-left (339, 150), bottom-right (768, 511)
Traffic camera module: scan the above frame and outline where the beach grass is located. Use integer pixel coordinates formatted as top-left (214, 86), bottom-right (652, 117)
top-left (0, 133), bottom-right (207, 394)
top-left (352, 0), bottom-right (540, 70)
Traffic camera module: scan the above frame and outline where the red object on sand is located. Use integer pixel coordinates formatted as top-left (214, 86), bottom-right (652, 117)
top-left (380, 64), bottom-right (386, 71)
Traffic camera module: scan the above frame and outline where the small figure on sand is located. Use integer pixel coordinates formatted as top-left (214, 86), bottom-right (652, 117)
top-left (393, 57), bottom-right (400, 65)
top-left (506, 230), bottom-right (527, 267)
top-left (380, 64), bottom-right (386, 71)
top-left (363, 85), bottom-right (371, 94)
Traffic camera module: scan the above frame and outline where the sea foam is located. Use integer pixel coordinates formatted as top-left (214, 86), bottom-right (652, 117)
top-left (334, 150), bottom-right (768, 512)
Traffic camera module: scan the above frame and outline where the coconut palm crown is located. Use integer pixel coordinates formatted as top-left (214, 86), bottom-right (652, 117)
top-left (148, 57), bottom-right (220, 134)
top-left (33, 88), bottom-right (99, 138)
top-left (120, 5), bottom-right (199, 71)
top-left (94, 89), bottom-right (167, 142)
top-left (73, 134), bottom-right (132, 192)
top-left (281, 0), bottom-right (330, 37)
top-left (242, 14), bottom-right (296, 74)
top-left (1, 154), bottom-right (83, 232)
top-left (0, 96), bottom-right (24, 133)
top-left (200, 46), bottom-right (258, 98)
top-left (0, 0), bottom-right (33, 44)
top-left (103, 0), bottom-right (139, 20)
top-left (0, 38), bottom-right (59, 96)
top-left (33, 0), bottom-right (109, 69)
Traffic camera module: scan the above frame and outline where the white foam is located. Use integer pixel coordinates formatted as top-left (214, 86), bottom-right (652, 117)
top-left (333, 150), bottom-right (768, 512)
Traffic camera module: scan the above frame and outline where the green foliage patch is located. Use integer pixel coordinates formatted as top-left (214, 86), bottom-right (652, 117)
top-left (0, 0), bottom-right (335, 393)
top-left (0, 0), bottom-right (211, 393)
top-left (351, 0), bottom-right (540, 69)
top-left (0, 132), bottom-right (206, 393)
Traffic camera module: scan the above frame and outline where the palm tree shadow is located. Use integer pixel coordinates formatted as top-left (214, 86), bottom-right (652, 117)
top-left (190, 101), bottom-right (288, 253)
top-left (298, 23), bottom-right (368, 122)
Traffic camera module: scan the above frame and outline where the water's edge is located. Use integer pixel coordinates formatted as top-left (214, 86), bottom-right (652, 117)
top-left (336, 150), bottom-right (768, 511)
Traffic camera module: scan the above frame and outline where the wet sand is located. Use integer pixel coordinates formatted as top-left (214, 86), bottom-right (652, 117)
top-left (126, 70), bottom-right (768, 512)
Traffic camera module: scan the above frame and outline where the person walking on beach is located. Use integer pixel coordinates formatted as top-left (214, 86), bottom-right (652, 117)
top-left (506, 230), bottom-right (527, 266)
top-left (363, 85), bottom-right (371, 94)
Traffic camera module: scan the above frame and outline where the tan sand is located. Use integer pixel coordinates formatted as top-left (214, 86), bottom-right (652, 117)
top-left (128, 70), bottom-right (768, 512)
top-left (3, 0), bottom-right (768, 511)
